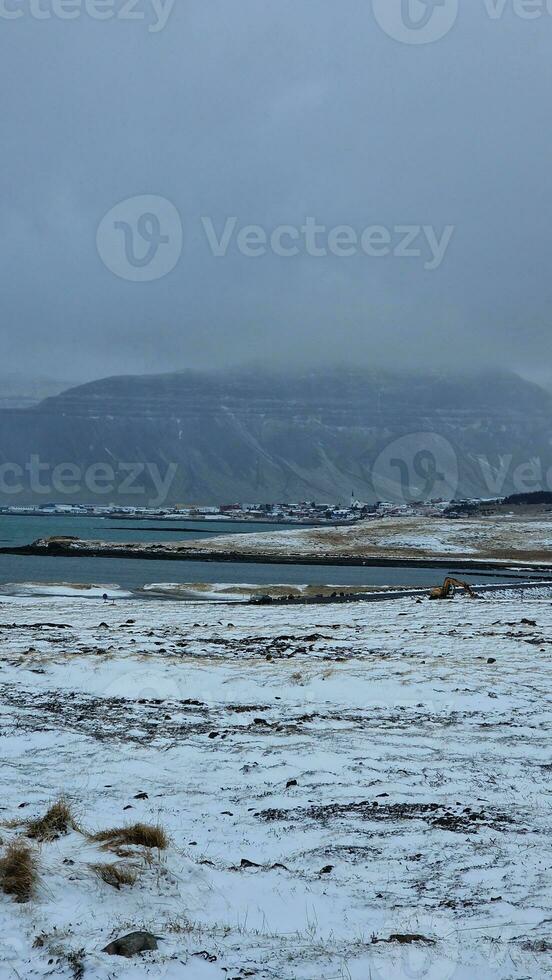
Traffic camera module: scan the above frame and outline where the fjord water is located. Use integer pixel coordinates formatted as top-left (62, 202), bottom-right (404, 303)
top-left (0, 514), bottom-right (547, 594)
top-left (0, 514), bottom-right (297, 548)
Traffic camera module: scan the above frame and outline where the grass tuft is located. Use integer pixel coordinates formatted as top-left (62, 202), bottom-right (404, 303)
top-left (0, 840), bottom-right (38, 903)
top-left (27, 800), bottom-right (76, 842)
top-left (91, 822), bottom-right (168, 850)
top-left (90, 862), bottom-right (137, 889)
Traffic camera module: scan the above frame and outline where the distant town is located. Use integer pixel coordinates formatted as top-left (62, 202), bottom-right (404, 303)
top-left (0, 497), bottom-right (486, 524)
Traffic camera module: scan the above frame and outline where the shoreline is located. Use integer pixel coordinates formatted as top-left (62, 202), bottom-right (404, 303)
top-left (253, 579), bottom-right (552, 605)
top-left (2, 540), bottom-right (552, 575)
top-left (0, 578), bottom-right (551, 606)
top-left (0, 512), bottom-right (346, 528)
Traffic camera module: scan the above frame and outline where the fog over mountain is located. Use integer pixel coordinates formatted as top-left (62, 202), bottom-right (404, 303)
top-left (1, 3), bottom-right (552, 385)
top-left (2, 6), bottom-right (551, 505)
top-left (1, 367), bottom-right (551, 506)
top-left (0, 375), bottom-right (72, 410)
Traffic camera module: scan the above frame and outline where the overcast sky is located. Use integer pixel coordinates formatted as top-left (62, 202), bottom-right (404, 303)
top-left (1, 0), bottom-right (551, 385)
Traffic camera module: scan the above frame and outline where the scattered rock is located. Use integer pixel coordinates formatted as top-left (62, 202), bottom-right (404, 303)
top-left (373, 933), bottom-right (436, 946)
top-left (521, 939), bottom-right (552, 953)
top-left (259, 799), bottom-right (510, 833)
top-left (102, 931), bottom-right (162, 957)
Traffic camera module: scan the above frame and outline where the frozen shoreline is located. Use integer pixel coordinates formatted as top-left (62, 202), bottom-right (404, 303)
top-left (4, 515), bottom-right (552, 571)
top-left (4, 539), bottom-right (552, 571)
top-left (1, 578), bottom-right (552, 603)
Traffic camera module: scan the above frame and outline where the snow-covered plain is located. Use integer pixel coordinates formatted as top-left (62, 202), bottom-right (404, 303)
top-left (33, 514), bottom-right (552, 564)
top-left (180, 515), bottom-right (552, 562)
top-left (1, 589), bottom-right (552, 978)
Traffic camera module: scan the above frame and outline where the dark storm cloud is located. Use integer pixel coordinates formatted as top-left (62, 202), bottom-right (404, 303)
top-left (1, 0), bottom-right (551, 384)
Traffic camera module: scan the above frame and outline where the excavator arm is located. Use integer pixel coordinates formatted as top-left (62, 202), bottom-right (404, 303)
top-left (429, 577), bottom-right (477, 600)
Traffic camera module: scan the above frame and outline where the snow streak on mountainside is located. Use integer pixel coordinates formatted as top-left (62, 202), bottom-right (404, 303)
top-left (0, 368), bottom-right (550, 504)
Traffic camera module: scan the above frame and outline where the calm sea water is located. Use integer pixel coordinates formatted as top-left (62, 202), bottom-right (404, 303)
top-left (0, 514), bottom-right (546, 592)
top-left (0, 514), bottom-right (293, 548)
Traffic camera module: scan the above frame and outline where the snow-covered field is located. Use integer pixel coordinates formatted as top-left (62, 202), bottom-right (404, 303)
top-left (1, 589), bottom-right (552, 978)
top-left (181, 515), bottom-right (552, 562)
top-left (34, 514), bottom-right (552, 564)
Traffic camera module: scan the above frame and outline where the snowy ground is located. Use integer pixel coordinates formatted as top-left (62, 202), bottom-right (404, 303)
top-left (180, 515), bottom-right (552, 563)
top-left (0, 582), bottom-right (415, 603)
top-left (1, 589), bottom-right (552, 978)
top-left (34, 514), bottom-right (552, 564)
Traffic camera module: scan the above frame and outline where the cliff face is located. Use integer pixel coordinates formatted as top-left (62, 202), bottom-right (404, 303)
top-left (0, 368), bottom-right (550, 505)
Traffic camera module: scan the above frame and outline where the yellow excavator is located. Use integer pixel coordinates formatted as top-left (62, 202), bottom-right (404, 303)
top-left (429, 577), bottom-right (477, 600)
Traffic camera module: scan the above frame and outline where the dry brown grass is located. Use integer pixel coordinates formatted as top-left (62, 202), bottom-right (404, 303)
top-left (90, 862), bottom-right (138, 889)
top-left (0, 840), bottom-right (38, 903)
top-left (27, 800), bottom-right (77, 842)
top-left (91, 822), bottom-right (168, 850)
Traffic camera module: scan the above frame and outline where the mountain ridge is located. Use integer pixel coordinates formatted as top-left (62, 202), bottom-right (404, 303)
top-left (1, 368), bottom-right (551, 505)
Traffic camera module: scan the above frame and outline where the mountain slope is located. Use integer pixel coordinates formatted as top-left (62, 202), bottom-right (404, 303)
top-left (0, 368), bottom-right (550, 505)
